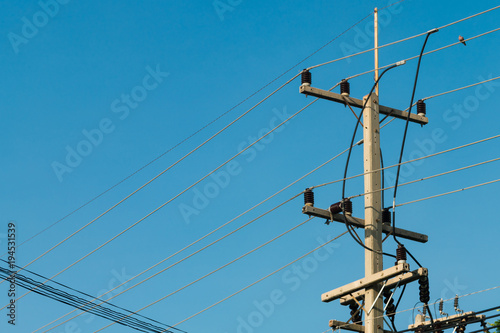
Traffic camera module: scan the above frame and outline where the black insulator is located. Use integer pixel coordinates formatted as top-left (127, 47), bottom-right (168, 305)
top-left (454, 295), bottom-right (459, 311)
top-left (301, 69), bottom-right (311, 86)
top-left (343, 199), bottom-right (353, 215)
top-left (349, 303), bottom-right (361, 323)
top-left (419, 276), bottom-right (430, 303)
top-left (439, 299), bottom-right (444, 312)
top-left (383, 290), bottom-right (396, 319)
top-left (330, 199), bottom-right (353, 215)
top-left (304, 188), bottom-right (314, 206)
top-left (340, 79), bottom-right (350, 96)
top-left (396, 244), bottom-right (407, 262)
top-left (417, 99), bottom-right (426, 116)
top-left (382, 208), bottom-right (391, 225)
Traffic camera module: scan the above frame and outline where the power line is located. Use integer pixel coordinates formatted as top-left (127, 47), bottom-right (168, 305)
top-left (2, 5), bottom-right (373, 261)
top-left (0, 265), bottom-right (180, 333)
top-left (45, 216), bottom-right (315, 332)
top-left (347, 28), bottom-right (500, 82)
top-left (312, 133), bottom-right (500, 189)
top-left (2, 92), bottom-right (321, 311)
top-left (94, 230), bottom-right (349, 332)
top-left (322, 285), bottom-right (500, 333)
top-left (349, 156), bottom-right (500, 199)
top-left (3, 80), bottom-right (346, 313)
top-left (35, 140), bottom-right (355, 332)
top-left (423, 75), bottom-right (500, 101)
top-left (307, 5), bottom-right (500, 70)
top-left (395, 177), bottom-right (500, 208)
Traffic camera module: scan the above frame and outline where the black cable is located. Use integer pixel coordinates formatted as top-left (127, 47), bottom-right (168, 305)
top-left (0, 266), bottom-right (177, 333)
top-left (392, 28), bottom-right (438, 268)
top-left (0, 259), bottom-right (184, 332)
top-left (342, 63), bottom-right (403, 259)
top-left (425, 303), bottom-right (436, 333)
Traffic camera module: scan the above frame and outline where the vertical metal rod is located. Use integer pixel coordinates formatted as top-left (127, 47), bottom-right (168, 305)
top-left (374, 7), bottom-right (379, 96)
top-left (363, 93), bottom-right (383, 333)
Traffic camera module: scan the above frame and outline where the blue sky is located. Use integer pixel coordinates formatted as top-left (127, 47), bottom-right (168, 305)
top-left (1, 0), bottom-right (500, 332)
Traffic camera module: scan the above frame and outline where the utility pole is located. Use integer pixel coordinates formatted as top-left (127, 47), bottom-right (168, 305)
top-left (365, 10), bottom-right (382, 333)
top-left (299, 8), bottom-right (430, 333)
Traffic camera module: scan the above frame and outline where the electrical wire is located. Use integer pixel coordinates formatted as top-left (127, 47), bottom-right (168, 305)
top-left (0, 259), bottom-right (184, 333)
top-left (94, 231), bottom-right (349, 332)
top-left (2, 85), bottom-right (329, 312)
top-left (0, 266), bottom-right (179, 333)
top-left (325, 286), bottom-right (500, 333)
top-left (49, 216), bottom-right (315, 332)
top-left (313, 133), bottom-right (500, 189)
top-left (391, 29), bottom-right (436, 270)
top-left (341, 62), bottom-right (405, 259)
top-left (422, 75), bottom-right (500, 101)
top-left (35, 138), bottom-right (355, 332)
top-left (346, 27), bottom-right (500, 84)
top-left (395, 177), bottom-right (500, 208)
top-left (350, 156), bottom-right (500, 199)
top-left (1, 72), bottom-right (301, 287)
top-left (1, 3), bottom-right (374, 261)
top-left (307, 5), bottom-right (500, 70)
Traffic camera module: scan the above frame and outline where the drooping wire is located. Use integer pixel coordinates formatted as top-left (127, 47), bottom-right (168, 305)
top-left (392, 29), bottom-right (439, 269)
top-left (341, 62), bottom-right (405, 259)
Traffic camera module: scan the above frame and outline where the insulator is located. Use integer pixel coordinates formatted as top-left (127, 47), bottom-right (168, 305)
top-left (383, 290), bottom-right (396, 319)
top-left (439, 299), bottom-right (444, 313)
top-left (301, 69), bottom-right (311, 86)
top-left (418, 276), bottom-right (430, 304)
top-left (417, 99), bottom-right (426, 116)
top-left (329, 199), bottom-right (352, 215)
top-left (304, 188), bottom-right (314, 206)
top-left (396, 244), bottom-right (407, 263)
top-left (340, 79), bottom-right (350, 96)
top-left (382, 208), bottom-right (391, 225)
top-left (349, 303), bottom-right (361, 323)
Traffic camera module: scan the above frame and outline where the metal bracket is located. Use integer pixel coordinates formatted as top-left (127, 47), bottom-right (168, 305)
top-left (329, 320), bottom-right (394, 333)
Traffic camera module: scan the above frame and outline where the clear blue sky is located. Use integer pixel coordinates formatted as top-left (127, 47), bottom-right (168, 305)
top-left (1, 0), bottom-right (499, 332)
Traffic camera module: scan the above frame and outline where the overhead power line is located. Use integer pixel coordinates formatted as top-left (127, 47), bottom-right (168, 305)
top-left (312, 133), bottom-right (500, 189)
top-left (347, 27), bottom-right (500, 82)
top-left (308, 5), bottom-right (500, 70)
top-left (3, 5), bottom-right (374, 261)
top-left (43, 216), bottom-right (314, 332)
top-left (349, 156), bottom-right (500, 199)
top-left (4, 83), bottom-right (343, 312)
top-left (0, 265), bottom-right (181, 333)
top-left (93, 230), bottom-right (348, 332)
top-left (35, 142), bottom-right (356, 332)
top-left (395, 177), bottom-right (500, 207)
